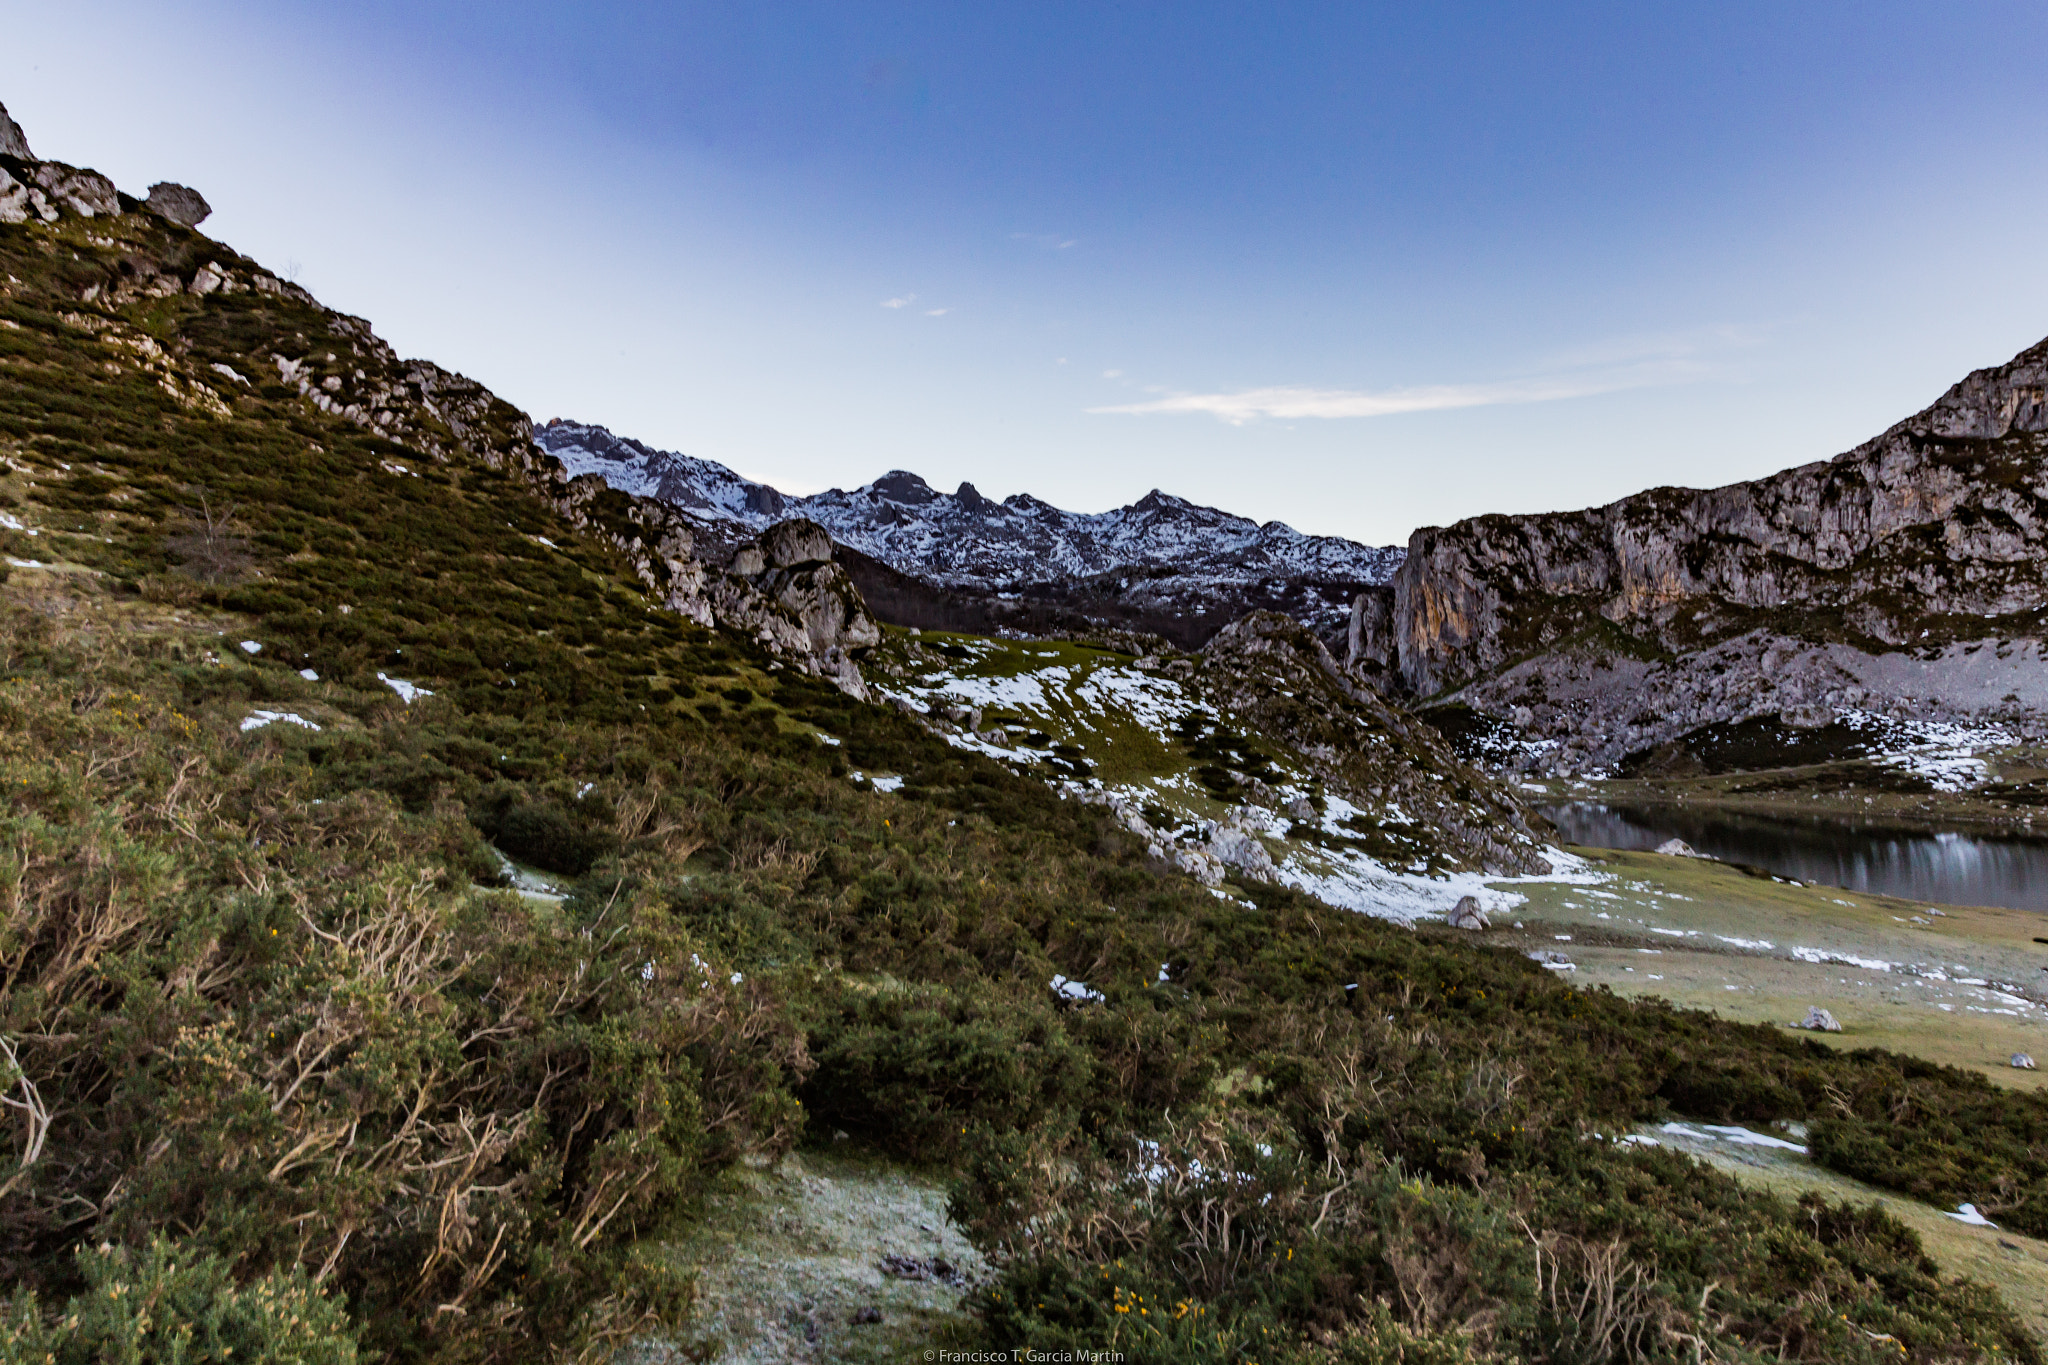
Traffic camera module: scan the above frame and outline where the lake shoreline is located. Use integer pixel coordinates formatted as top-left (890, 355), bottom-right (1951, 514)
top-left (1534, 791), bottom-right (2048, 912)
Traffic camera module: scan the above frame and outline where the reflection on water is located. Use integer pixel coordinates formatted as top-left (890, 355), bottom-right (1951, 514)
top-left (1541, 802), bottom-right (2048, 911)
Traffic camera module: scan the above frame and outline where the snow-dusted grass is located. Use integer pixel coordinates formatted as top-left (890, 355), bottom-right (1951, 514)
top-left (876, 631), bottom-right (1605, 925)
top-left (1502, 845), bottom-right (2048, 1091)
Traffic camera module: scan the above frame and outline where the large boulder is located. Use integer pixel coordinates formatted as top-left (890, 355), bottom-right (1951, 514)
top-left (0, 171), bottom-right (42, 225)
top-left (1447, 895), bottom-right (1490, 930)
top-left (1796, 1006), bottom-right (1842, 1033)
top-left (144, 181), bottom-right (212, 227)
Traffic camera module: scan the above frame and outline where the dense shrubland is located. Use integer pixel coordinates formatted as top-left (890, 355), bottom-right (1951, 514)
top-left (0, 203), bottom-right (2046, 1362)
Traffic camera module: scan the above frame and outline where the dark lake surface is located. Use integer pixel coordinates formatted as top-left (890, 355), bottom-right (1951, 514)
top-left (1541, 801), bottom-right (2048, 912)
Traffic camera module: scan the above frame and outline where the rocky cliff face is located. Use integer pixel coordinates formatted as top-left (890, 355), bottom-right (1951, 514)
top-left (1358, 336), bottom-right (2048, 771)
top-left (535, 419), bottom-right (1402, 646)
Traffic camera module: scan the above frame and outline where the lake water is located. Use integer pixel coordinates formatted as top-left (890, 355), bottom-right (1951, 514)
top-left (1541, 801), bottom-right (2048, 911)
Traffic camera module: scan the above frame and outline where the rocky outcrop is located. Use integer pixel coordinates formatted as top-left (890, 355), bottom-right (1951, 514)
top-left (0, 158), bottom-right (119, 225)
top-left (708, 520), bottom-right (880, 698)
top-left (0, 102), bottom-right (30, 160)
top-left (1200, 611), bottom-right (1549, 875)
top-left (144, 182), bottom-right (211, 227)
top-left (1360, 335), bottom-right (2048, 770)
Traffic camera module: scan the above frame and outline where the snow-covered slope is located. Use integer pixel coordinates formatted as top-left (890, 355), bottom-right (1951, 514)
top-left (535, 419), bottom-right (1402, 640)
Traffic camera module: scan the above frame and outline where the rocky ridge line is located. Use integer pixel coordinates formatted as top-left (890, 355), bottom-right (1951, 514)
top-left (1, 128), bottom-right (879, 697)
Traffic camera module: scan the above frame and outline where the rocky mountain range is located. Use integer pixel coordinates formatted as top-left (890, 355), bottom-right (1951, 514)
top-left (1352, 335), bottom-right (2048, 774)
top-left (535, 418), bottom-right (1402, 646)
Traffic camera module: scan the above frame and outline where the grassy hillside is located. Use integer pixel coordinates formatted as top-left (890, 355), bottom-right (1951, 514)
top-left (0, 165), bottom-right (2047, 1363)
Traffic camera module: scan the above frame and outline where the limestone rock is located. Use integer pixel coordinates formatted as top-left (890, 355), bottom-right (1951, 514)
top-left (705, 519), bottom-right (881, 698)
top-left (1655, 838), bottom-right (1702, 857)
top-left (1447, 895), bottom-right (1490, 930)
top-left (1528, 950), bottom-right (1575, 971)
top-left (1203, 821), bottom-right (1275, 881)
top-left (0, 170), bottom-right (43, 225)
top-left (30, 163), bottom-right (117, 218)
top-left (1172, 846), bottom-right (1226, 887)
top-left (1797, 1007), bottom-right (1842, 1033)
top-left (2014, 1053), bottom-right (2037, 1070)
top-left (759, 518), bottom-right (834, 569)
top-left (937, 703), bottom-right (981, 732)
top-left (1378, 334), bottom-right (2048, 767)
top-left (144, 181), bottom-right (211, 227)
top-left (0, 102), bottom-right (30, 160)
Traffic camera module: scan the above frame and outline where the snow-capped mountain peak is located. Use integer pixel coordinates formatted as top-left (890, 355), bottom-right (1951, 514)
top-left (534, 419), bottom-right (1403, 641)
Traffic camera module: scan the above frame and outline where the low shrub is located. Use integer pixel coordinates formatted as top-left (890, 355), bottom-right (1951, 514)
top-left (0, 1238), bottom-right (358, 1365)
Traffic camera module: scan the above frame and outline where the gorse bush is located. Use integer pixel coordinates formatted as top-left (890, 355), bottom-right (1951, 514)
top-left (0, 1238), bottom-right (358, 1365)
top-left (0, 611), bottom-right (805, 1362)
top-left (0, 190), bottom-right (2044, 1363)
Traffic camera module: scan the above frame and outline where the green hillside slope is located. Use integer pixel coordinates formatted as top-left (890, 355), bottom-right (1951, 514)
top-left (2, 141), bottom-right (2047, 1364)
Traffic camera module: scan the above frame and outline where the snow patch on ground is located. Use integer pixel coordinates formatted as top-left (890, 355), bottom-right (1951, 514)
top-left (1792, 946), bottom-right (1895, 973)
top-left (1050, 974), bottom-right (1104, 1002)
top-left (376, 673), bottom-right (433, 704)
top-left (241, 710), bottom-right (320, 733)
top-left (1837, 709), bottom-right (2016, 792)
top-left (1660, 1122), bottom-right (1808, 1155)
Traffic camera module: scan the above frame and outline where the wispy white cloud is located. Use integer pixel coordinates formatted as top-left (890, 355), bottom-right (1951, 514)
top-left (1012, 232), bottom-right (1077, 250)
top-left (1090, 330), bottom-right (1755, 426)
top-left (881, 294), bottom-right (916, 308)
top-left (925, 307), bottom-right (948, 316)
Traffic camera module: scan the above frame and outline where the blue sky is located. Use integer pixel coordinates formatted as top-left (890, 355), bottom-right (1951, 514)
top-left (6, 1), bottom-right (2048, 544)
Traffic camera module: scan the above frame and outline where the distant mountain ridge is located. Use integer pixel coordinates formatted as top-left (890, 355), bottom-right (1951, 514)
top-left (535, 418), bottom-right (1402, 644)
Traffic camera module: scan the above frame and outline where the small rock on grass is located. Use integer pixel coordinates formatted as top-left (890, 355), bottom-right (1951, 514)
top-left (1794, 1007), bottom-right (1842, 1033)
top-left (2014, 1053), bottom-right (2037, 1070)
top-left (1655, 838), bottom-right (1704, 857)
